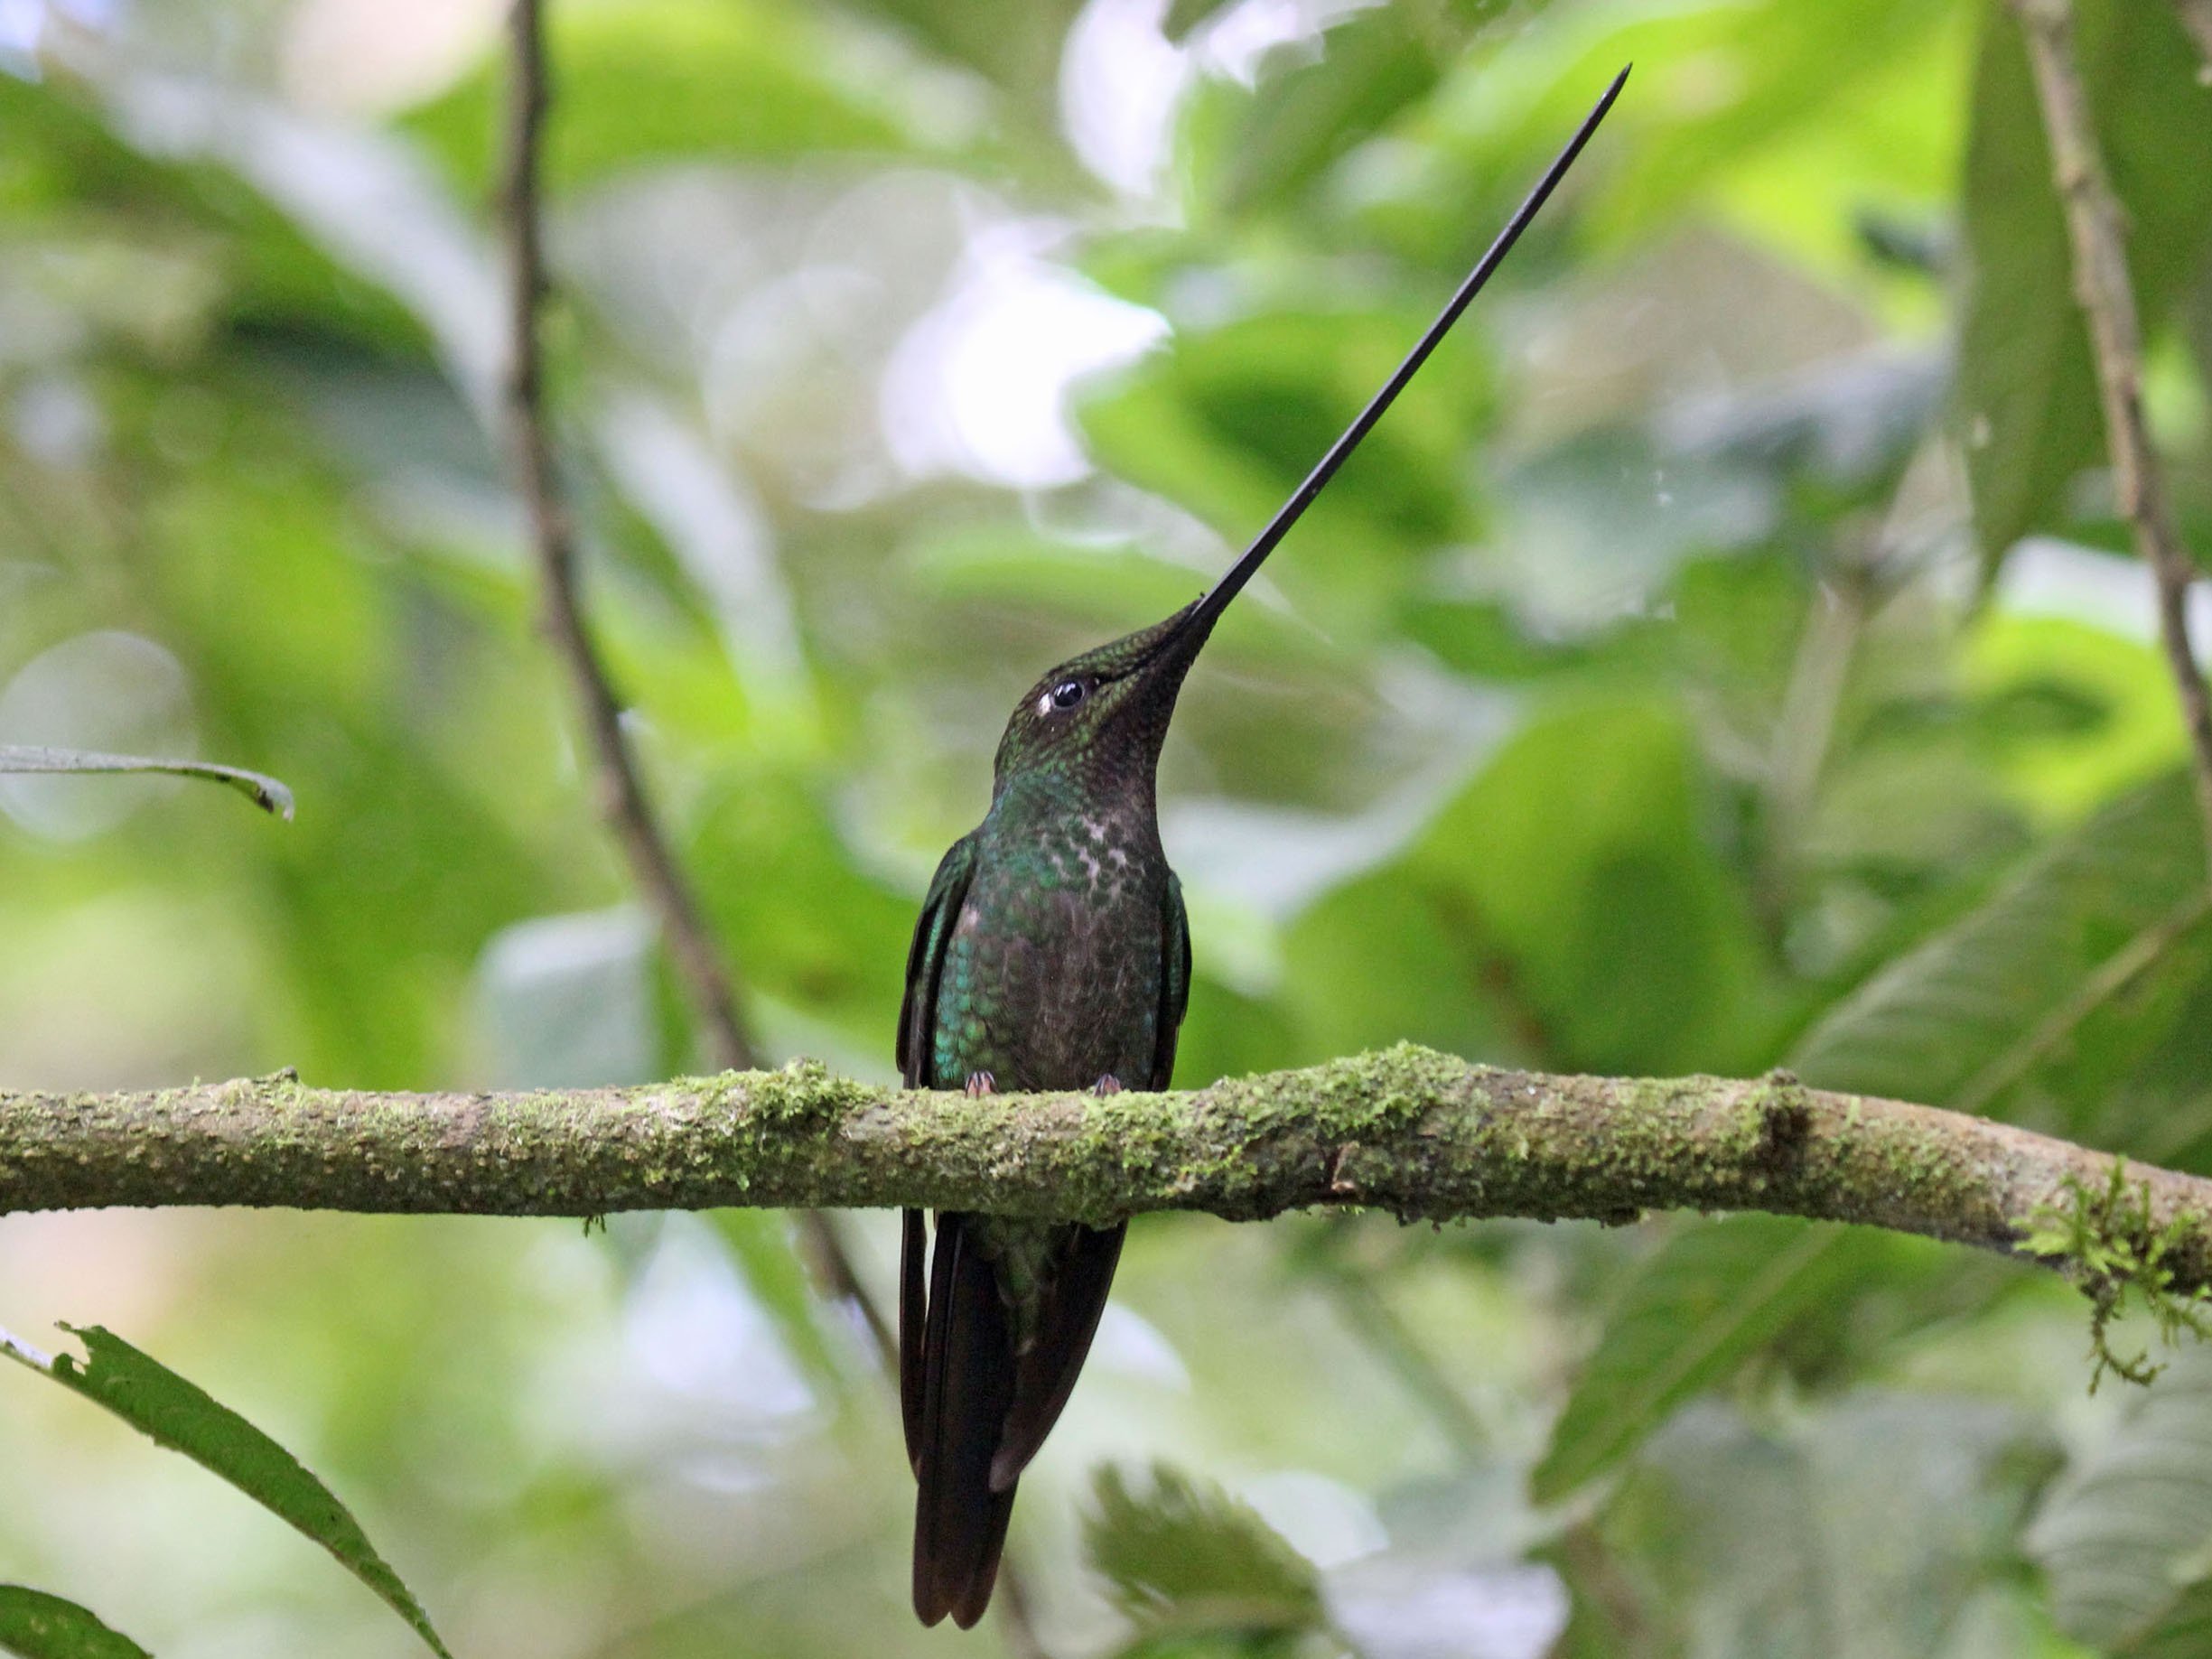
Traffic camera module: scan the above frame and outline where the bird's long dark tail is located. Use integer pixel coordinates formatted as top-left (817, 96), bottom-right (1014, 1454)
top-left (902, 1209), bottom-right (1125, 1627)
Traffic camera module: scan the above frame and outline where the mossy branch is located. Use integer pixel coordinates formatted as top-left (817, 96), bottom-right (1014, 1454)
top-left (2022, 1158), bottom-right (2212, 1388)
top-left (6, 1047), bottom-right (2212, 1299)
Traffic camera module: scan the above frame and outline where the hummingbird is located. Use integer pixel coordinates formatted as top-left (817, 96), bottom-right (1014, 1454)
top-left (896, 68), bottom-right (1629, 1629)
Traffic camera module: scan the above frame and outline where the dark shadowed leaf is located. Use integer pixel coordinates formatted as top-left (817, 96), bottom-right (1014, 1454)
top-left (0, 746), bottom-right (294, 819)
top-left (0, 1588), bottom-right (153, 1659)
top-left (2, 1327), bottom-right (449, 1659)
top-left (1531, 1217), bottom-right (1881, 1503)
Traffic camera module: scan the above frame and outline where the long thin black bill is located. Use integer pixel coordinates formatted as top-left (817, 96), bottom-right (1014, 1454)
top-left (1178, 63), bottom-right (1630, 640)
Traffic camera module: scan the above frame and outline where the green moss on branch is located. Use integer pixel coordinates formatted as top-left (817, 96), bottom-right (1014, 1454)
top-left (9, 1047), bottom-right (2212, 1301)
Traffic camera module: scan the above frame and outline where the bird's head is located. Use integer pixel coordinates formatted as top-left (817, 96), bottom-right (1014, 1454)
top-left (988, 61), bottom-right (1629, 807)
top-left (988, 593), bottom-right (1222, 801)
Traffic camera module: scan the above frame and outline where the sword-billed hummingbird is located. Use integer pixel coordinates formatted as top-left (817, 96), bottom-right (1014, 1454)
top-left (896, 68), bottom-right (1628, 1628)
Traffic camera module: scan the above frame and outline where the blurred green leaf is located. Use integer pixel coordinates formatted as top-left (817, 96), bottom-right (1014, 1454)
top-left (1531, 1217), bottom-right (1881, 1503)
top-left (1182, 8), bottom-right (1453, 217)
top-left (689, 762), bottom-right (915, 1043)
top-left (0, 72), bottom-right (429, 359)
top-left (1162, 0), bottom-right (1239, 45)
top-left (2119, 1578), bottom-right (2212, 1658)
top-left (1610, 0), bottom-right (1955, 236)
top-left (140, 434), bottom-right (566, 1086)
top-left (707, 1210), bottom-right (849, 1394)
top-left (2027, 1348), bottom-right (2212, 1648)
top-left (1078, 300), bottom-right (1490, 635)
top-left (1599, 1393), bottom-right (2054, 1657)
top-left (1788, 771), bottom-right (2207, 1112)
top-left (1281, 865), bottom-right (1519, 1067)
top-left (0, 1588), bottom-right (152, 1659)
top-left (3, 1327), bottom-right (449, 1659)
top-left (1535, 772), bottom-right (2208, 1512)
top-left (406, 0), bottom-right (920, 191)
top-left (1409, 698), bottom-right (1774, 1075)
top-left (0, 746), bottom-right (294, 819)
top-left (1957, 0), bottom-right (2212, 567)
top-left (2092, 963), bottom-right (2212, 1174)
top-left (1085, 1463), bottom-right (1324, 1643)
top-left (829, 0), bottom-right (1085, 132)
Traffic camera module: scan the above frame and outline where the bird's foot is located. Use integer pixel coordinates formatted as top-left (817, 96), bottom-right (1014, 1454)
top-left (965, 1071), bottom-right (996, 1097)
top-left (1092, 1074), bottom-right (1123, 1095)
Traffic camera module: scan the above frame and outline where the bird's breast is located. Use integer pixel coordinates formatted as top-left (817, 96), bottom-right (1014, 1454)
top-left (930, 814), bottom-right (1169, 1093)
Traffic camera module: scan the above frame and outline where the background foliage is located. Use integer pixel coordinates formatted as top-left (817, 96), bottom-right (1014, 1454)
top-left (3, 0), bottom-right (2211, 1654)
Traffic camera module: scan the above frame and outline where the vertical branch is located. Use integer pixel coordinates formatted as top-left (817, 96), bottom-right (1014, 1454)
top-left (497, 0), bottom-right (896, 1366)
top-left (2010, 0), bottom-right (2212, 879)
top-left (499, 0), bottom-right (759, 1070)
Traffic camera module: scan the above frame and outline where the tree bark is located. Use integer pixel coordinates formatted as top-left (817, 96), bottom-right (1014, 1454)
top-left (7, 1049), bottom-right (2209, 1297)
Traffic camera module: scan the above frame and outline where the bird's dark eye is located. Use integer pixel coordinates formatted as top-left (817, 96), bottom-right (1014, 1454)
top-left (1050, 679), bottom-right (1087, 710)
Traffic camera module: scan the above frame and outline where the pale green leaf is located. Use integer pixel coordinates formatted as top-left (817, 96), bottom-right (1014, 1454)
top-left (1085, 1463), bottom-right (1322, 1638)
top-left (2027, 1348), bottom-right (2212, 1648)
top-left (1600, 1394), bottom-right (2052, 1657)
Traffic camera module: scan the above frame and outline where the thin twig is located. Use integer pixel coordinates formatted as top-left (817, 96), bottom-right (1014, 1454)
top-left (499, 0), bottom-right (759, 1072)
top-left (496, 0), bottom-right (898, 1370)
top-left (1557, 1519), bottom-right (1655, 1656)
top-left (494, 4), bottom-right (1016, 1640)
top-left (2011, 0), bottom-right (2212, 879)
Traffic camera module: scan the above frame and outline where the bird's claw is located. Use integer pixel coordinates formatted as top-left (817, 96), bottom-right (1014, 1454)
top-left (1092, 1075), bottom-right (1123, 1095)
top-left (965, 1071), bottom-right (996, 1097)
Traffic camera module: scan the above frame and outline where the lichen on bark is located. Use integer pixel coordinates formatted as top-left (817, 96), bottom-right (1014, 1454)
top-left (7, 1048), bottom-right (2212, 1323)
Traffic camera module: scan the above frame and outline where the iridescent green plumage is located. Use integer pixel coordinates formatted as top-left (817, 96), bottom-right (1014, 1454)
top-left (897, 623), bottom-right (1195, 1629)
top-left (893, 69), bottom-right (1627, 1630)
